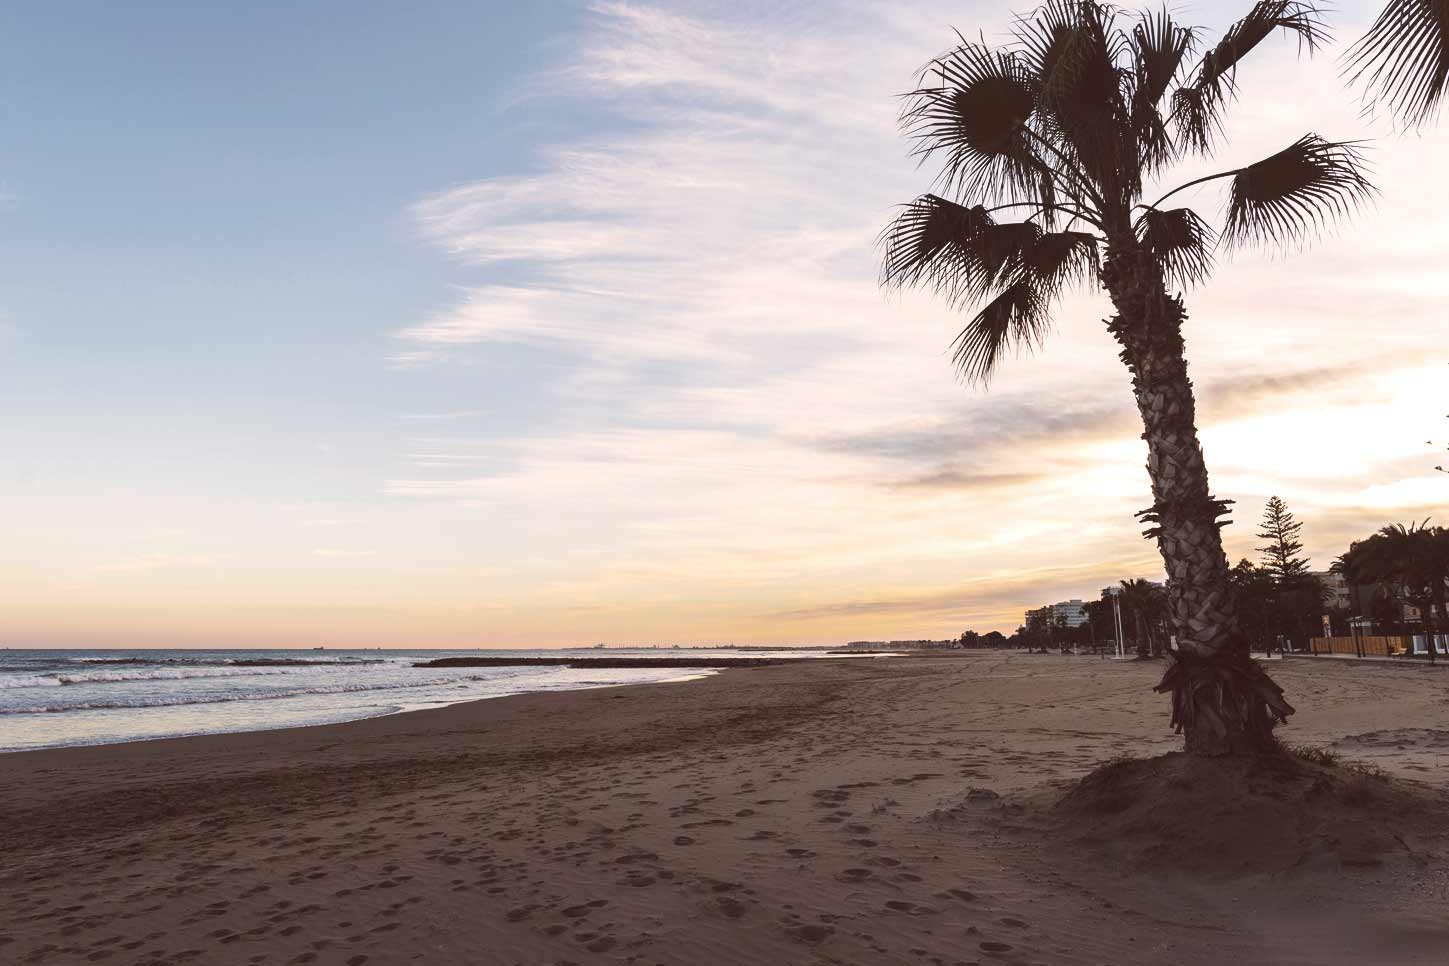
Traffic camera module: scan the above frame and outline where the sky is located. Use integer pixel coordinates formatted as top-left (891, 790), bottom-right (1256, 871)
top-left (1, 1), bottom-right (1444, 649)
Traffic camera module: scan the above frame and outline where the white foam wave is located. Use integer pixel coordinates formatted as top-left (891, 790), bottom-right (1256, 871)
top-left (70, 657), bottom-right (388, 667)
top-left (0, 675), bottom-right (60, 690)
top-left (0, 673), bottom-right (508, 714)
top-left (0, 664), bottom-right (393, 689)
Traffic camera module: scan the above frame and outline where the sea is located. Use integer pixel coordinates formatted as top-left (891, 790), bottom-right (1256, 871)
top-left (0, 647), bottom-right (829, 753)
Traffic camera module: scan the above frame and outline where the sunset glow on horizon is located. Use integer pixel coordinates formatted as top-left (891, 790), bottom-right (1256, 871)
top-left (2, 0), bottom-right (1444, 649)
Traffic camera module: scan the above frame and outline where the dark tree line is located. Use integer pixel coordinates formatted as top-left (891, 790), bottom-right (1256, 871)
top-left (1335, 522), bottom-right (1449, 661)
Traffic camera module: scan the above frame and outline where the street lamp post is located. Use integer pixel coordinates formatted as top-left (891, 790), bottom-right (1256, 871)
top-left (1106, 586), bottom-right (1125, 660)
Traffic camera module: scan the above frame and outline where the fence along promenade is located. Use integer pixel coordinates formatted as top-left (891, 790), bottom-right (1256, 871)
top-left (1309, 634), bottom-right (1449, 658)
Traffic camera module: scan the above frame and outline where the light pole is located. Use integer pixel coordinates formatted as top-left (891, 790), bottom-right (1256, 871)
top-left (1105, 585), bottom-right (1126, 660)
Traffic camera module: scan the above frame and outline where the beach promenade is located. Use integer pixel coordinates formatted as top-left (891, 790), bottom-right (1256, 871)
top-left (3, 653), bottom-right (1447, 965)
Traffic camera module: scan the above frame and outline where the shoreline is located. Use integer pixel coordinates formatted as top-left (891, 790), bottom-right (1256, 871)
top-left (0, 666), bottom-right (721, 757)
top-left (4, 654), bottom-right (1447, 964)
top-left (412, 656), bottom-right (790, 668)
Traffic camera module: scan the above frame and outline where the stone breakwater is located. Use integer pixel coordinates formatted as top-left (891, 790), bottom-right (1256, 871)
top-left (412, 657), bottom-right (789, 669)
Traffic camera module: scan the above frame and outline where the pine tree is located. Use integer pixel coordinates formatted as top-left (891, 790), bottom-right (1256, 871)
top-left (1256, 497), bottom-right (1311, 585)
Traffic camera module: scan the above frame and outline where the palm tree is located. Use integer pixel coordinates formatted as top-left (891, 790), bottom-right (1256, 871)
top-left (880, 1), bottom-right (1373, 755)
top-left (1338, 522), bottom-right (1449, 659)
top-left (1429, 528), bottom-right (1449, 643)
top-left (1119, 578), bottom-right (1168, 656)
top-left (1345, 0), bottom-right (1449, 124)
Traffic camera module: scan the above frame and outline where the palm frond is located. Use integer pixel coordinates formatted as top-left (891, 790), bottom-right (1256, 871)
top-left (1130, 8), bottom-right (1197, 169)
top-left (880, 194), bottom-right (996, 296)
top-left (1028, 2), bottom-right (1136, 188)
top-left (1199, 0), bottom-right (1327, 86)
top-left (902, 44), bottom-right (1043, 202)
top-left (880, 194), bottom-right (1099, 315)
top-left (1172, 1), bottom-right (1328, 153)
top-left (1132, 92), bottom-right (1173, 171)
top-left (949, 282), bottom-right (1051, 384)
top-left (1168, 86), bottom-right (1219, 157)
top-left (1344, 0), bottom-right (1449, 125)
top-left (1029, 230), bottom-right (1101, 289)
top-left (1014, 1), bottom-right (1085, 82)
top-left (971, 221), bottom-right (1049, 298)
top-left (1135, 207), bottom-right (1215, 287)
top-left (1223, 135), bottom-right (1373, 249)
top-left (1131, 7), bottom-right (1198, 107)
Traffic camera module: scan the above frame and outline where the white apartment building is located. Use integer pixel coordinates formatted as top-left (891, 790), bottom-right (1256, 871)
top-left (1027, 599), bottom-right (1090, 628)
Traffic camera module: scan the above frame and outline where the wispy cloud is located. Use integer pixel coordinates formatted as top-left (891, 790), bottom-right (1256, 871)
top-left (398, 410), bottom-right (484, 421)
top-left (386, 1), bottom-right (1449, 639)
top-left (98, 552), bottom-right (219, 573)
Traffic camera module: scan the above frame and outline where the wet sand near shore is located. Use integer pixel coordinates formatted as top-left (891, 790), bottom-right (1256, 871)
top-left (3, 653), bottom-right (1447, 965)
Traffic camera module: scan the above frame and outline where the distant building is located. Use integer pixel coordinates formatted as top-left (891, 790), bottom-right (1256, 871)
top-left (1311, 571), bottom-right (1352, 611)
top-left (1050, 599), bottom-right (1088, 627)
top-left (1025, 599), bottom-right (1089, 629)
top-left (844, 639), bottom-right (956, 650)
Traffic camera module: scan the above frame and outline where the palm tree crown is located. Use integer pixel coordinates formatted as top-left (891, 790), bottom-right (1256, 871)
top-left (881, 0), bottom-right (1373, 383)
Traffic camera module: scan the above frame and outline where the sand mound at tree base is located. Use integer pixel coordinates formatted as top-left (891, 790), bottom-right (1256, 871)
top-left (1050, 750), bottom-right (1448, 880)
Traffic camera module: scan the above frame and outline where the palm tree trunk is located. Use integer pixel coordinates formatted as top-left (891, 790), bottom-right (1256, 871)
top-left (1420, 579), bottom-right (1443, 660)
top-left (1100, 244), bottom-right (1294, 756)
top-left (1415, 593), bottom-right (1437, 662)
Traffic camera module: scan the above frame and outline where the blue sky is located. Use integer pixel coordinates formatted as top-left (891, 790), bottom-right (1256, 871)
top-left (1, 1), bottom-right (1445, 647)
top-left (1, 3), bottom-right (587, 556)
top-left (1, 2), bottom-right (573, 401)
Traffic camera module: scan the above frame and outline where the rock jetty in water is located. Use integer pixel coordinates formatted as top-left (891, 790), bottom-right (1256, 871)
top-left (413, 656), bottom-right (789, 669)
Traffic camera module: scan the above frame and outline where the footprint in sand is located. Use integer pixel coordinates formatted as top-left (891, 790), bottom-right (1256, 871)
top-left (613, 851), bottom-right (658, 865)
top-left (711, 896), bottom-right (750, 919)
top-left (787, 923), bottom-right (834, 944)
top-left (836, 868), bottom-right (873, 883)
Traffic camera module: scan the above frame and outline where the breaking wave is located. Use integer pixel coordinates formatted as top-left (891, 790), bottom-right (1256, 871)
top-left (0, 664), bottom-right (392, 689)
top-left (0, 674), bottom-right (499, 714)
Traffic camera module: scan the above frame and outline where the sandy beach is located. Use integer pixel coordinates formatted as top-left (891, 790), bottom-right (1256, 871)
top-left (4, 653), bottom-right (1448, 965)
